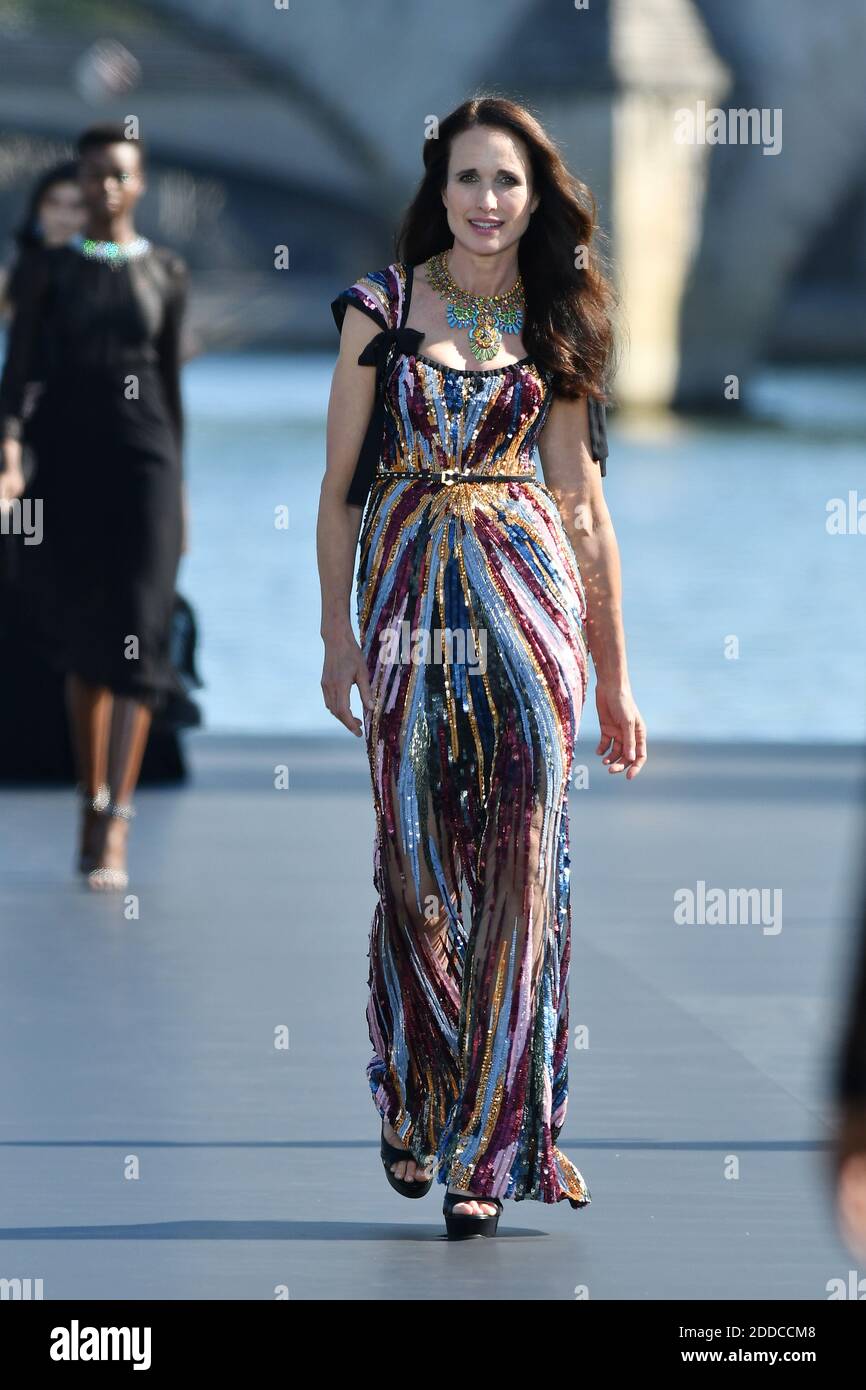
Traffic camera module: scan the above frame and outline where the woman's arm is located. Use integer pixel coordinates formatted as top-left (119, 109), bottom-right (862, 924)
top-left (155, 254), bottom-right (189, 549)
top-left (155, 255), bottom-right (188, 451)
top-left (538, 392), bottom-right (647, 778)
top-left (0, 247), bottom-right (48, 502)
top-left (316, 302), bottom-right (381, 736)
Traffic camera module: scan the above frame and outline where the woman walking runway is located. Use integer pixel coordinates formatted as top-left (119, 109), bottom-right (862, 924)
top-left (0, 124), bottom-right (188, 889)
top-left (318, 97), bottom-right (646, 1237)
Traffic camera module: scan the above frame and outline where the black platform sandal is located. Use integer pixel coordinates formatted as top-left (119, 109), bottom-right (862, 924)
top-left (380, 1124), bottom-right (434, 1199)
top-left (443, 1188), bottom-right (503, 1239)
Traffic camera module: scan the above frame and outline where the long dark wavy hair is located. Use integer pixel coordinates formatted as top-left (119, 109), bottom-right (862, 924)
top-left (14, 159), bottom-right (80, 249)
top-left (396, 95), bottom-right (618, 403)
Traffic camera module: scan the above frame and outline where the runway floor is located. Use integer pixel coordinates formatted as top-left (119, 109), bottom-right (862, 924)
top-left (1, 734), bottom-right (864, 1300)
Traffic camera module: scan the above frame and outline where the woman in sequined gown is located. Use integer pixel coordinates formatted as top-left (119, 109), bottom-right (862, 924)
top-left (318, 97), bottom-right (646, 1229)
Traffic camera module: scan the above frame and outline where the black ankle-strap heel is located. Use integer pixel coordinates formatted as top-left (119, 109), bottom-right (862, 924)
top-left (442, 1188), bottom-right (503, 1239)
top-left (380, 1124), bottom-right (434, 1199)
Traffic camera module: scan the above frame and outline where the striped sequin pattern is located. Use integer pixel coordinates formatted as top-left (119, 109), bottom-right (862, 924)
top-left (342, 264), bottom-right (592, 1206)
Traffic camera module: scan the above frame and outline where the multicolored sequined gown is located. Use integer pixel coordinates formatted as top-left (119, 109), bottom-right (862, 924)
top-left (332, 261), bottom-right (591, 1207)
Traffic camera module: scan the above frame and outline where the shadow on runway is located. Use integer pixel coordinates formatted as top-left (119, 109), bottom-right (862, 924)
top-left (0, 1219), bottom-right (542, 1242)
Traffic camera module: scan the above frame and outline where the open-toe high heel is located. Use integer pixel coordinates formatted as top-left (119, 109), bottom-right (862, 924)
top-left (87, 798), bottom-right (135, 892)
top-left (443, 1188), bottom-right (503, 1239)
top-left (380, 1123), bottom-right (434, 1199)
top-left (75, 783), bottom-right (110, 874)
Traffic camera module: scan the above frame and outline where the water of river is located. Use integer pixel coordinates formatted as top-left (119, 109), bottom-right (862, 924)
top-left (181, 355), bottom-right (865, 741)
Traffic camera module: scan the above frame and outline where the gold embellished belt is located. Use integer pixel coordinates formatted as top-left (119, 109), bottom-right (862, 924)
top-left (375, 468), bottom-right (537, 486)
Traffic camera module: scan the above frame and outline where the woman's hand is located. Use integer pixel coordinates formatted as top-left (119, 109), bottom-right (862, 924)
top-left (0, 439), bottom-right (25, 504)
top-left (595, 679), bottom-right (647, 778)
top-left (321, 625), bottom-right (375, 737)
top-left (835, 1106), bottom-right (866, 1257)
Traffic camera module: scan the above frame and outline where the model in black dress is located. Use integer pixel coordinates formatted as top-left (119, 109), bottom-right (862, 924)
top-left (0, 124), bottom-right (188, 889)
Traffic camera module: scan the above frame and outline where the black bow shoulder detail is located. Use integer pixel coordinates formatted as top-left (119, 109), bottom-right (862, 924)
top-left (357, 326), bottom-right (426, 379)
top-left (345, 328), bottom-right (426, 508)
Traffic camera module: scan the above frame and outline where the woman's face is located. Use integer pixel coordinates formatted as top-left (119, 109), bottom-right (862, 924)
top-left (38, 180), bottom-right (86, 246)
top-left (442, 124), bottom-right (539, 257)
top-left (78, 139), bottom-right (145, 222)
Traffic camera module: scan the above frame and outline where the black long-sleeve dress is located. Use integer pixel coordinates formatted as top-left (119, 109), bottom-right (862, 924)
top-left (0, 239), bottom-right (187, 707)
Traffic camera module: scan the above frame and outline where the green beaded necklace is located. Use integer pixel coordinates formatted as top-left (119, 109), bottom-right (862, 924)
top-left (426, 249), bottom-right (525, 363)
top-left (70, 233), bottom-right (151, 269)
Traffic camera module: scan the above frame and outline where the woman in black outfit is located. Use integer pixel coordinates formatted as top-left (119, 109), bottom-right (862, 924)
top-left (1, 161), bottom-right (85, 485)
top-left (0, 124), bottom-right (189, 889)
top-left (2, 159), bottom-right (85, 312)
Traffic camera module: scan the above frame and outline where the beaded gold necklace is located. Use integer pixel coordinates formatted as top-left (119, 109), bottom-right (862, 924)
top-left (426, 249), bottom-right (525, 362)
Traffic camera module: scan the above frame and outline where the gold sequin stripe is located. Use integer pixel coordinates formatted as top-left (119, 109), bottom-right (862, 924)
top-left (443, 932), bottom-right (510, 1189)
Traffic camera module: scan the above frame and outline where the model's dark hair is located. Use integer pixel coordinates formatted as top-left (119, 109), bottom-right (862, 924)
top-left (14, 159), bottom-right (80, 248)
top-left (396, 94), bottom-right (618, 402)
top-left (77, 123), bottom-right (147, 167)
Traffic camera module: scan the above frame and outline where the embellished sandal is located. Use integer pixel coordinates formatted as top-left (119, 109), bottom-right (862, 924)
top-left (443, 1188), bottom-right (503, 1239)
top-left (380, 1123), bottom-right (434, 1199)
top-left (75, 782), bottom-right (110, 874)
top-left (87, 798), bottom-right (136, 892)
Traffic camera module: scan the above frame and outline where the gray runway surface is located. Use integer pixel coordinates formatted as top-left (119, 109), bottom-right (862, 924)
top-left (1, 734), bottom-right (865, 1301)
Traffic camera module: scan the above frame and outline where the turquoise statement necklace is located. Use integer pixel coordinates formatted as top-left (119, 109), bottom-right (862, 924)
top-left (70, 233), bottom-right (151, 268)
top-left (426, 249), bottom-right (525, 362)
